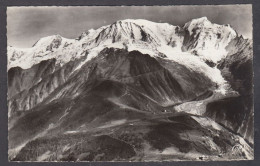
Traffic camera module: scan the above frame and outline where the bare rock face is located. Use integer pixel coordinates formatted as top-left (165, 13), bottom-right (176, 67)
top-left (8, 59), bottom-right (56, 98)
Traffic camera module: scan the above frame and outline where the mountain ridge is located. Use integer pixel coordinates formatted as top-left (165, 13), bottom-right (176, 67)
top-left (8, 17), bottom-right (247, 70)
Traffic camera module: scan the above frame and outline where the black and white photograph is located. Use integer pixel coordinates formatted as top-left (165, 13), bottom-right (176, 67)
top-left (7, 5), bottom-right (254, 161)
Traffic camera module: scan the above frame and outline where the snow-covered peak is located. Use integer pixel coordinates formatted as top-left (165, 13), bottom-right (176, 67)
top-left (184, 17), bottom-right (236, 37)
top-left (183, 17), bottom-right (237, 63)
top-left (7, 35), bottom-right (77, 69)
top-left (120, 19), bottom-right (171, 27)
top-left (32, 35), bottom-right (76, 50)
top-left (184, 17), bottom-right (210, 33)
top-left (32, 35), bottom-right (61, 47)
top-left (188, 16), bottom-right (209, 23)
top-left (78, 28), bottom-right (101, 40)
top-left (88, 19), bottom-right (180, 48)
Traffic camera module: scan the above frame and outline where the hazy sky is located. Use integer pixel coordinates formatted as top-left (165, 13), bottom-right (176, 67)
top-left (7, 5), bottom-right (252, 48)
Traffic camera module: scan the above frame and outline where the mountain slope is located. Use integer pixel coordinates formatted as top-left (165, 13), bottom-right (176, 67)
top-left (205, 35), bottom-right (253, 145)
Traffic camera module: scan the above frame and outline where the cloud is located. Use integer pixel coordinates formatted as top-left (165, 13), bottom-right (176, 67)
top-left (7, 5), bottom-right (252, 48)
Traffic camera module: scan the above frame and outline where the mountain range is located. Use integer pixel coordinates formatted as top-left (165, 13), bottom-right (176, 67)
top-left (8, 17), bottom-right (253, 161)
